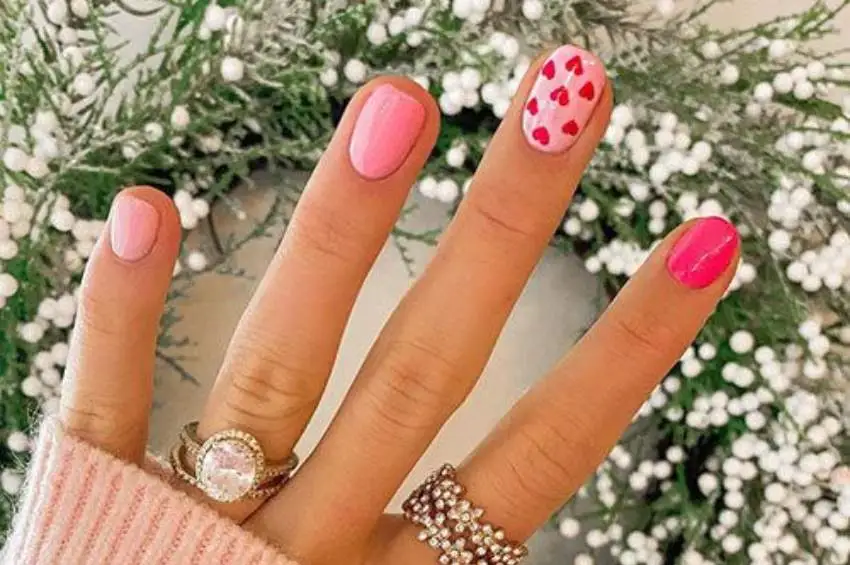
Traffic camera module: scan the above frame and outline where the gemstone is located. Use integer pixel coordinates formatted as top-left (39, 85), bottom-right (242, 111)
top-left (198, 438), bottom-right (257, 501)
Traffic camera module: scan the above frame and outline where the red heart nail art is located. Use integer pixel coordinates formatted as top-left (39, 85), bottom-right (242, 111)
top-left (558, 90), bottom-right (569, 106)
top-left (523, 45), bottom-right (605, 154)
top-left (549, 86), bottom-right (569, 106)
top-left (579, 82), bottom-right (595, 101)
top-left (532, 127), bottom-right (550, 145)
top-left (566, 56), bottom-right (584, 76)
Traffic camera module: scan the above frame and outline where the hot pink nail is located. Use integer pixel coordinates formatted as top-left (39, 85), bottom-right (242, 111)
top-left (109, 195), bottom-right (159, 262)
top-left (666, 217), bottom-right (740, 289)
top-left (523, 45), bottom-right (607, 154)
top-left (349, 84), bottom-right (426, 180)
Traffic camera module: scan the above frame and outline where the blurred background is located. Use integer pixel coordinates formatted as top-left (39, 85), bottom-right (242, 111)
top-left (150, 0), bottom-right (849, 479)
top-left (4, 0), bottom-right (850, 560)
top-left (109, 1), bottom-right (847, 562)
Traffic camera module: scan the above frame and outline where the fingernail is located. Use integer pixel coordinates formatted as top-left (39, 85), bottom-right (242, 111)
top-left (109, 195), bottom-right (159, 262)
top-left (666, 217), bottom-right (740, 289)
top-left (522, 45), bottom-right (607, 154)
top-left (349, 84), bottom-right (426, 180)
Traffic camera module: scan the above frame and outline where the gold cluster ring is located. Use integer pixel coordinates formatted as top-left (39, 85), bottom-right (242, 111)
top-left (403, 464), bottom-right (528, 565)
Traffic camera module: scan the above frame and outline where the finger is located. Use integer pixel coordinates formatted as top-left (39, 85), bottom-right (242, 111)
top-left (250, 45), bottom-right (611, 550)
top-left (191, 78), bottom-right (438, 515)
top-left (453, 217), bottom-right (740, 541)
top-left (60, 187), bottom-right (181, 463)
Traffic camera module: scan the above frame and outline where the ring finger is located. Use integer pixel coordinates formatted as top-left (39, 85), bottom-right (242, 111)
top-left (189, 78), bottom-right (439, 518)
top-left (388, 217), bottom-right (740, 563)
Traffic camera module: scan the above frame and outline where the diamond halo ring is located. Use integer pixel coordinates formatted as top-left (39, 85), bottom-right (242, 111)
top-left (170, 422), bottom-right (298, 503)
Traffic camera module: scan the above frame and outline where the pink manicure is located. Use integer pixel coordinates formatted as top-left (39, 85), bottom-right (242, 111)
top-left (349, 84), bottom-right (426, 180)
top-left (109, 195), bottom-right (159, 262)
top-left (523, 45), bottom-right (607, 154)
top-left (666, 217), bottom-right (740, 289)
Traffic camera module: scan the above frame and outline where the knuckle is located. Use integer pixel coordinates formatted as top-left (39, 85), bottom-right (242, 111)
top-left (607, 308), bottom-right (673, 365)
top-left (504, 414), bottom-right (595, 505)
top-left (483, 455), bottom-right (538, 526)
top-left (76, 287), bottom-right (145, 343)
top-left (61, 402), bottom-right (110, 434)
top-left (221, 336), bottom-right (327, 430)
top-left (61, 400), bottom-right (140, 449)
top-left (287, 200), bottom-right (370, 266)
top-left (359, 338), bottom-right (463, 442)
top-left (467, 198), bottom-right (539, 245)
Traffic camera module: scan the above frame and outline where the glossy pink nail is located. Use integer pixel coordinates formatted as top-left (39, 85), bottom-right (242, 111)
top-left (666, 217), bottom-right (740, 289)
top-left (523, 45), bottom-right (607, 154)
top-left (109, 195), bottom-right (159, 262)
top-left (349, 84), bottom-right (426, 180)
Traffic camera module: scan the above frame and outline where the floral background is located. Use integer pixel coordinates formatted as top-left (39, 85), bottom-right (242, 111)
top-left (2, 1), bottom-right (850, 564)
top-left (148, 4), bottom-right (850, 563)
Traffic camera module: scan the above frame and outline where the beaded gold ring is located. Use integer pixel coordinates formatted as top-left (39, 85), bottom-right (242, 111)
top-left (403, 464), bottom-right (529, 565)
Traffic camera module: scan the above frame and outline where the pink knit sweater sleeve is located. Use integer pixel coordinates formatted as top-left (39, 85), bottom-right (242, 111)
top-left (1, 419), bottom-right (299, 565)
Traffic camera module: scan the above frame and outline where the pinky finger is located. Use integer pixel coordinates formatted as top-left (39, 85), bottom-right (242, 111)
top-left (60, 187), bottom-right (181, 464)
top-left (454, 217), bottom-right (740, 540)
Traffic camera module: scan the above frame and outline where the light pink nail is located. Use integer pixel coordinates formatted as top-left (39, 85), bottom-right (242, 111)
top-left (522, 45), bottom-right (607, 154)
top-left (666, 217), bottom-right (740, 289)
top-left (349, 84), bottom-right (426, 180)
top-left (109, 195), bottom-right (159, 262)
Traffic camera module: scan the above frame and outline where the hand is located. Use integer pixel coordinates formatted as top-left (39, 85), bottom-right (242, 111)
top-left (59, 46), bottom-right (739, 565)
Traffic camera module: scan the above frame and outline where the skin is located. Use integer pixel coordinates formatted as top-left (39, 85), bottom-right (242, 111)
top-left (59, 50), bottom-right (738, 565)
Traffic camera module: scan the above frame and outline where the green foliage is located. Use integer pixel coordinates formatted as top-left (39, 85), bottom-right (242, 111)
top-left (0, 1), bottom-right (848, 560)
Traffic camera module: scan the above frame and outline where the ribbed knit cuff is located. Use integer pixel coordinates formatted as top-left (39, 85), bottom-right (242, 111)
top-left (2, 419), bottom-right (298, 565)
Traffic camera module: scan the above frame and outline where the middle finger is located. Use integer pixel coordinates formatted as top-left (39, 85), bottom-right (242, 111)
top-left (252, 45), bottom-right (612, 552)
